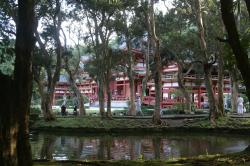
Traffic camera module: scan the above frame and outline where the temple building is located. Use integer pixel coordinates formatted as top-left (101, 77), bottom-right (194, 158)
top-left (54, 49), bottom-right (231, 109)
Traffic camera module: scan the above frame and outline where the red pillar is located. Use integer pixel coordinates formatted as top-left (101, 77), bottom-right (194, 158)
top-left (198, 87), bottom-right (201, 109)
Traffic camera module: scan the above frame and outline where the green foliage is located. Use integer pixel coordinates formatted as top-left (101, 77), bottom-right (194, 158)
top-left (30, 106), bottom-right (41, 115)
top-left (54, 95), bottom-right (89, 106)
top-left (0, 40), bottom-right (15, 75)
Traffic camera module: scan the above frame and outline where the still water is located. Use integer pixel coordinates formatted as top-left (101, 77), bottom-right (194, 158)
top-left (30, 132), bottom-right (250, 160)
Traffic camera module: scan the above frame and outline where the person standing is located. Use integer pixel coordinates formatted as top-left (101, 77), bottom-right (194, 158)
top-left (135, 93), bottom-right (143, 116)
top-left (237, 95), bottom-right (244, 115)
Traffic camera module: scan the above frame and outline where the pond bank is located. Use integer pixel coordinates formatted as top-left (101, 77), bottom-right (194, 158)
top-left (31, 117), bottom-right (250, 135)
top-left (33, 150), bottom-right (250, 166)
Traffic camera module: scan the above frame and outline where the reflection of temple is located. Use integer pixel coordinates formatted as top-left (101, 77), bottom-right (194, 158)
top-left (54, 49), bottom-right (230, 109)
top-left (32, 134), bottom-right (247, 160)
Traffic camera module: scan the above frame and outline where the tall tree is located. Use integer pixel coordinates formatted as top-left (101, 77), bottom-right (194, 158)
top-left (193, 0), bottom-right (219, 123)
top-left (75, 0), bottom-right (120, 117)
top-left (62, 27), bottom-right (86, 116)
top-left (148, 0), bottom-right (162, 124)
top-left (34, 0), bottom-right (64, 121)
top-left (0, 0), bottom-right (35, 165)
top-left (114, 2), bottom-right (144, 116)
top-left (220, 0), bottom-right (250, 103)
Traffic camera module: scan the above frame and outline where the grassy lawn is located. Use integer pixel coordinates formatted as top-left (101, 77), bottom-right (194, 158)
top-left (32, 116), bottom-right (161, 129)
top-left (31, 116), bottom-right (250, 133)
top-left (185, 117), bottom-right (250, 129)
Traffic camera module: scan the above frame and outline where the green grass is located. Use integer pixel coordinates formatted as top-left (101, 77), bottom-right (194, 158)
top-left (32, 116), bottom-right (250, 132)
top-left (186, 117), bottom-right (250, 129)
top-left (32, 117), bottom-right (161, 129)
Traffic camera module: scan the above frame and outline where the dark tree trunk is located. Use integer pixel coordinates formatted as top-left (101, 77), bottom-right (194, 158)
top-left (217, 54), bottom-right (225, 116)
top-left (14, 0), bottom-right (35, 165)
top-left (0, 74), bottom-right (17, 166)
top-left (244, 0), bottom-right (250, 18)
top-left (0, 0), bottom-right (35, 165)
top-left (221, 0), bottom-right (250, 103)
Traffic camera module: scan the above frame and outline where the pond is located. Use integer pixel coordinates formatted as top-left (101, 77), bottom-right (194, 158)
top-left (30, 132), bottom-right (250, 160)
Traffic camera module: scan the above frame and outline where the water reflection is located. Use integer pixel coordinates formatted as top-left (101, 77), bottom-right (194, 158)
top-left (30, 133), bottom-right (250, 160)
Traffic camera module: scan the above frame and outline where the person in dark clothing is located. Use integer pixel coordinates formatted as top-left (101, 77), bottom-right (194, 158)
top-left (61, 104), bottom-right (67, 116)
top-left (73, 105), bottom-right (78, 116)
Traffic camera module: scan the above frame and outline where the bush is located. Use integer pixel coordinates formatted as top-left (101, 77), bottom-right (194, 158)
top-left (30, 106), bottom-right (41, 124)
top-left (55, 95), bottom-right (90, 106)
top-left (30, 106), bottom-right (41, 115)
top-left (161, 109), bottom-right (185, 115)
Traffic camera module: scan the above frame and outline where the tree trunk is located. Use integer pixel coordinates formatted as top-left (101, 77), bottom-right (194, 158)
top-left (126, 40), bottom-right (136, 116)
top-left (244, 0), bottom-right (250, 18)
top-left (0, 75), bottom-right (17, 166)
top-left (98, 79), bottom-right (105, 117)
top-left (128, 68), bottom-right (136, 116)
top-left (221, 0), bottom-right (250, 103)
top-left (67, 71), bottom-right (86, 116)
top-left (217, 54), bottom-right (225, 116)
top-left (204, 65), bottom-right (218, 123)
top-left (105, 72), bottom-right (112, 118)
top-left (231, 68), bottom-right (239, 112)
top-left (39, 88), bottom-right (55, 121)
top-left (177, 64), bottom-right (191, 112)
top-left (142, 36), bottom-right (150, 98)
top-left (153, 39), bottom-right (162, 124)
top-left (195, 0), bottom-right (218, 123)
top-left (148, 0), bottom-right (162, 124)
top-left (14, 0), bottom-right (35, 165)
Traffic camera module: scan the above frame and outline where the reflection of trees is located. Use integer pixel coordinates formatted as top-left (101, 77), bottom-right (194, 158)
top-left (97, 136), bottom-right (112, 160)
top-left (71, 137), bottom-right (83, 159)
top-left (40, 134), bottom-right (57, 159)
top-left (129, 138), bottom-right (135, 160)
top-left (152, 137), bottom-right (162, 159)
top-left (170, 135), bottom-right (238, 157)
top-left (129, 137), bottom-right (143, 160)
top-left (33, 133), bottom-right (250, 161)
